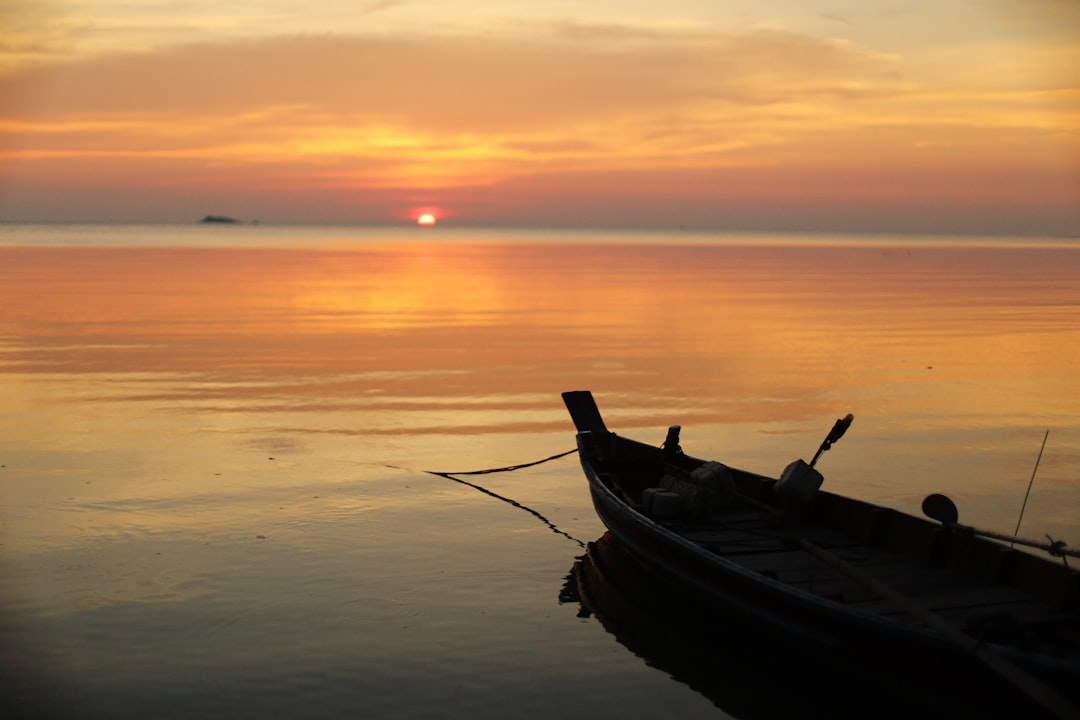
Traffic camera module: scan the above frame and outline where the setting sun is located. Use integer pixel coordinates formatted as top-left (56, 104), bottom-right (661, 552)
top-left (416, 213), bottom-right (436, 226)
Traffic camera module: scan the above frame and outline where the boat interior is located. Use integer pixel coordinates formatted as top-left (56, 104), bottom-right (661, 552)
top-left (582, 427), bottom-right (1080, 666)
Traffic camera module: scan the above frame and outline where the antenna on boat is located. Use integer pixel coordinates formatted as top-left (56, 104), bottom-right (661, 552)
top-left (1013, 429), bottom-right (1049, 547)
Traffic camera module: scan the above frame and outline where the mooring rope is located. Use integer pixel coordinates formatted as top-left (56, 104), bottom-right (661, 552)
top-left (422, 448), bottom-right (579, 477)
top-left (388, 448), bottom-right (584, 547)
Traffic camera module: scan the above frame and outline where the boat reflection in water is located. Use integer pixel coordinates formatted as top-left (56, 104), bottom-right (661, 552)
top-left (563, 532), bottom-right (1061, 720)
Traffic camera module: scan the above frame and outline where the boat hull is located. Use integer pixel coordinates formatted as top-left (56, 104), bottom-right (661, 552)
top-left (563, 388), bottom-right (1080, 717)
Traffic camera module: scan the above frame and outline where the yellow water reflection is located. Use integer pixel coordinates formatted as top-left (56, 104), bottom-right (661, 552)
top-left (2, 241), bottom-right (1078, 429)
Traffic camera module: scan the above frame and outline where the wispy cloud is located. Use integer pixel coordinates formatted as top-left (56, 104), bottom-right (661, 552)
top-left (0, 28), bottom-right (905, 132)
top-left (0, 26), bottom-right (918, 198)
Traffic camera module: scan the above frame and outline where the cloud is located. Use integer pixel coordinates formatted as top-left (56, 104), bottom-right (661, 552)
top-left (0, 21), bottom-right (1076, 232)
top-left (816, 12), bottom-right (851, 25)
top-left (0, 27), bottom-right (902, 128)
top-left (0, 25), bottom-right (914, 191)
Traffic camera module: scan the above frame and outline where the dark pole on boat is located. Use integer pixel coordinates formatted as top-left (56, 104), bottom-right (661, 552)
top-left (808, 414), bottom-right (854, 468)
top-left (922, 493), bottom-right (1079, 560)
top-left (1013, 429), bottom-right (1049, 546)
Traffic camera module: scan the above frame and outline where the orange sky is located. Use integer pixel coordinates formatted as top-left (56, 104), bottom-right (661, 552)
top-left (0, 1), bottom-right (1077, 233)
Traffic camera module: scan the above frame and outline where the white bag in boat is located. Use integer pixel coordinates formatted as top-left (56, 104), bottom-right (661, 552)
top-left (775, 459), bottom-right (823, 504)
top-left (690, 461), bottom-right (737, 505)
top-left (643, 487), bottom-right (682, 519)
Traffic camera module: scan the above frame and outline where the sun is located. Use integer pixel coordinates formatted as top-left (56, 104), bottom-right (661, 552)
top-left (416, 213), bottom-right (437, 226)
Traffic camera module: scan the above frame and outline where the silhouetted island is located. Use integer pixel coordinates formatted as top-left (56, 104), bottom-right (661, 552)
top-left (201, 215), bottom-right (240, 224)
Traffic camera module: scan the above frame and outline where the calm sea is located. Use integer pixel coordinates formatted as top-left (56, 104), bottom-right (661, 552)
top-left (1, 224), bottom-right (1078, 719)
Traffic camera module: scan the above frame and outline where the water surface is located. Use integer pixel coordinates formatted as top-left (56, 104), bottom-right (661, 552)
top-left (1, 225), bottom-right (1078, 718)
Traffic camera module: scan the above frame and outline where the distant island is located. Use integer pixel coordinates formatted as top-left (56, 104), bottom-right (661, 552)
top-left (200, 215), bottom-right (240, 224)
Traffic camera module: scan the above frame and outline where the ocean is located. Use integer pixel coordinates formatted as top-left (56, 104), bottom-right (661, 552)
top-left (1, 224), bottom-right (1078, 719)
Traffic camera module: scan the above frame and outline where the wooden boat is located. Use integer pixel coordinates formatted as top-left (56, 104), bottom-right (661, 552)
top-left (563, 390), bottom-right (1080, 719)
